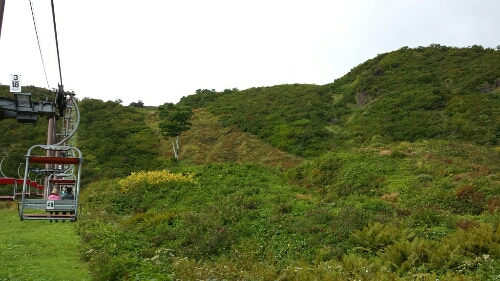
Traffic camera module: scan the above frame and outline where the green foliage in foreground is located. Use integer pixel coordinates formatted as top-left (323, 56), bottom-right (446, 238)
top-left (0, 206), bottom-right (91, 281)
top-left (78, 140), bottom-right (500, 280)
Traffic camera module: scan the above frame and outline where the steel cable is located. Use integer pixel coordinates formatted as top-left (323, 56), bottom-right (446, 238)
top-left (29, 0), bottom-right (50, 89)
top-left (50, 0), bottom-right (63, 86)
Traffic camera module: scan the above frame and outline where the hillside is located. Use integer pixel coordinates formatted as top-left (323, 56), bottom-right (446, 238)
top-left (3, 45), bottom-right (500, 280)
top-left (74, 100), bottom-right (302, 186)
top-left (180, 44), bottom-right (500, 156)
top-left (78, 140), bottom-right (500, 280)
top-left (154, 107), bottom-right (303, 168)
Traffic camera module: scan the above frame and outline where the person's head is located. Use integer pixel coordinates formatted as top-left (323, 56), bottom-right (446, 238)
top-left (51, 188), bottom-right (59, 195)
top-left (66, 187), bottom-right (73, 193)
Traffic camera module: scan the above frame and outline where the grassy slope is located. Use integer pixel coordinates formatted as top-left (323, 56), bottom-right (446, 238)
top-left (0, 205), bottom-right (90, 281)
top-left (143, 107), bottom-right (303, 169)
top-left (179, 46), bottom-right (500, 155)
top-left (0, 46), bottom-right (498, 280)
top-left (77, 140), bottom-right (500, 279)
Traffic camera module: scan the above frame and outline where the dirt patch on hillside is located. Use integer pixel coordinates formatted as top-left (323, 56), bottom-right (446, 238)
top-left (175, 109), bottom-right (303, 169)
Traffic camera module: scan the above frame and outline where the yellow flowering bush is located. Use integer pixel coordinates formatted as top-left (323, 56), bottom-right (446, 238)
top-left (118, 170), bottom-right (195, 192)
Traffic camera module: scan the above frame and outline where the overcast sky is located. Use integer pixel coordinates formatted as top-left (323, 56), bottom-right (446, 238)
top-left (0, 0), bottom-right (499, 106)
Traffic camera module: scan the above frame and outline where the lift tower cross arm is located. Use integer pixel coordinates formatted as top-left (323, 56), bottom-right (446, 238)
top-left (0, 93), bottom-right (61, 124)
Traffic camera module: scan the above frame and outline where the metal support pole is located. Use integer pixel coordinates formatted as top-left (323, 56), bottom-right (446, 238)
top-left (44, 117), bottom-right (55, 197)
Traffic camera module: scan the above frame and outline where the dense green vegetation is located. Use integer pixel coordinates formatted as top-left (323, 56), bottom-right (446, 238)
top-left (180, 44), bottom-right (500, 156)
top-left (3, 45), bottom-right (500, 279)
top-left (181, 85), bottom-right (335, 157)
top-left (78, 141), bottom-right (500, 280)
top-left (77, 99), bottom-right (164, 184)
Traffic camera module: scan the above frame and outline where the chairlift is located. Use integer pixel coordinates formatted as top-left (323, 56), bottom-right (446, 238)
top-left (0, 177), bottom-right (17, 201)
top-left (18, 144), bottom-right (83, 222)
top-left (0, 155), bottom-right (23, 200)
top-left (17, 179), bottom-right (32, 198)
top-left (47, 173), bottom-right (76, 196)
top-left (27, 177), bottom-right (44, 197)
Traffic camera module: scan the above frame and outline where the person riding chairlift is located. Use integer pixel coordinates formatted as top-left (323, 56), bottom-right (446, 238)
top-left (48, 188), bottom-right (61, 200)
top-left (47, 188), bottom-right (61, 222)
top-left (61, 186), bottom-right (75, 222)
top-left (62, 186), bottom-right (74, 200)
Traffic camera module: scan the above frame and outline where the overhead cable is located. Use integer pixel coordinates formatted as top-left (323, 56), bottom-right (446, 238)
top-left (50, 0), bottom-right (63, 86)
top-left (0, 0), bottom-right (5, 40)
top-left (29, 0), bottom-right (50, 89)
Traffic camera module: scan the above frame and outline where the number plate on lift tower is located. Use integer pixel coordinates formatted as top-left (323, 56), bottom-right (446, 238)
top-left (10, 74), bottom-right (21, 92)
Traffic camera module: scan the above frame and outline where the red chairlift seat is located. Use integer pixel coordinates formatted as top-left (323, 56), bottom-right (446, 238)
top-left (14, 181), bottom-right (38, 197)
top-left (28, 156), bottom-right (81, 165)
top-left (0, 177), bottom-right (17, 200)
top-left (16, 182), bottom-right (33, 197)
top-left (0, 177), bottom-right (16, 185)
top-left (15, 178), bottom-right (30, 185)
top-left (30, 181), bottom-right (39, 188)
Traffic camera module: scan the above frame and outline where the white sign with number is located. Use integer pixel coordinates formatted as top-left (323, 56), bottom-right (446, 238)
top-left (46, 200), bottom-right (55, 210)
top-left (10, 74), bottom-right (21, 92)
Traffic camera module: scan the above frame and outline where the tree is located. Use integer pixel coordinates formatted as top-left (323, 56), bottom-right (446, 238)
top-left (129, 100), bottom-right (144, 107)
top-left (158, 103), bottom-right (193, 159)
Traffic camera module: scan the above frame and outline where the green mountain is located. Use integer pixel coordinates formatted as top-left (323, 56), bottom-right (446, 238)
top-left (3, 45), bottom-right (500, 280)
top-left (180, 44), bottom-right (500, 155)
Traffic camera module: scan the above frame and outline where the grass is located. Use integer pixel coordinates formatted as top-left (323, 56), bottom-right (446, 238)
top-left (0, 203), bottom-right (90, 281)
top-left (139, 107), bottom-right (304, 169)
top-left (45, 139), bottom-right (500, 279)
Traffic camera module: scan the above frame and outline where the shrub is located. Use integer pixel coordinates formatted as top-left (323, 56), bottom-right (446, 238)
top-left (488, 196), bottom-right (500, 214)
top-left (349, 222), bottom-right (404, 254)
top-left (454, 185), bottom-right (485, 215)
